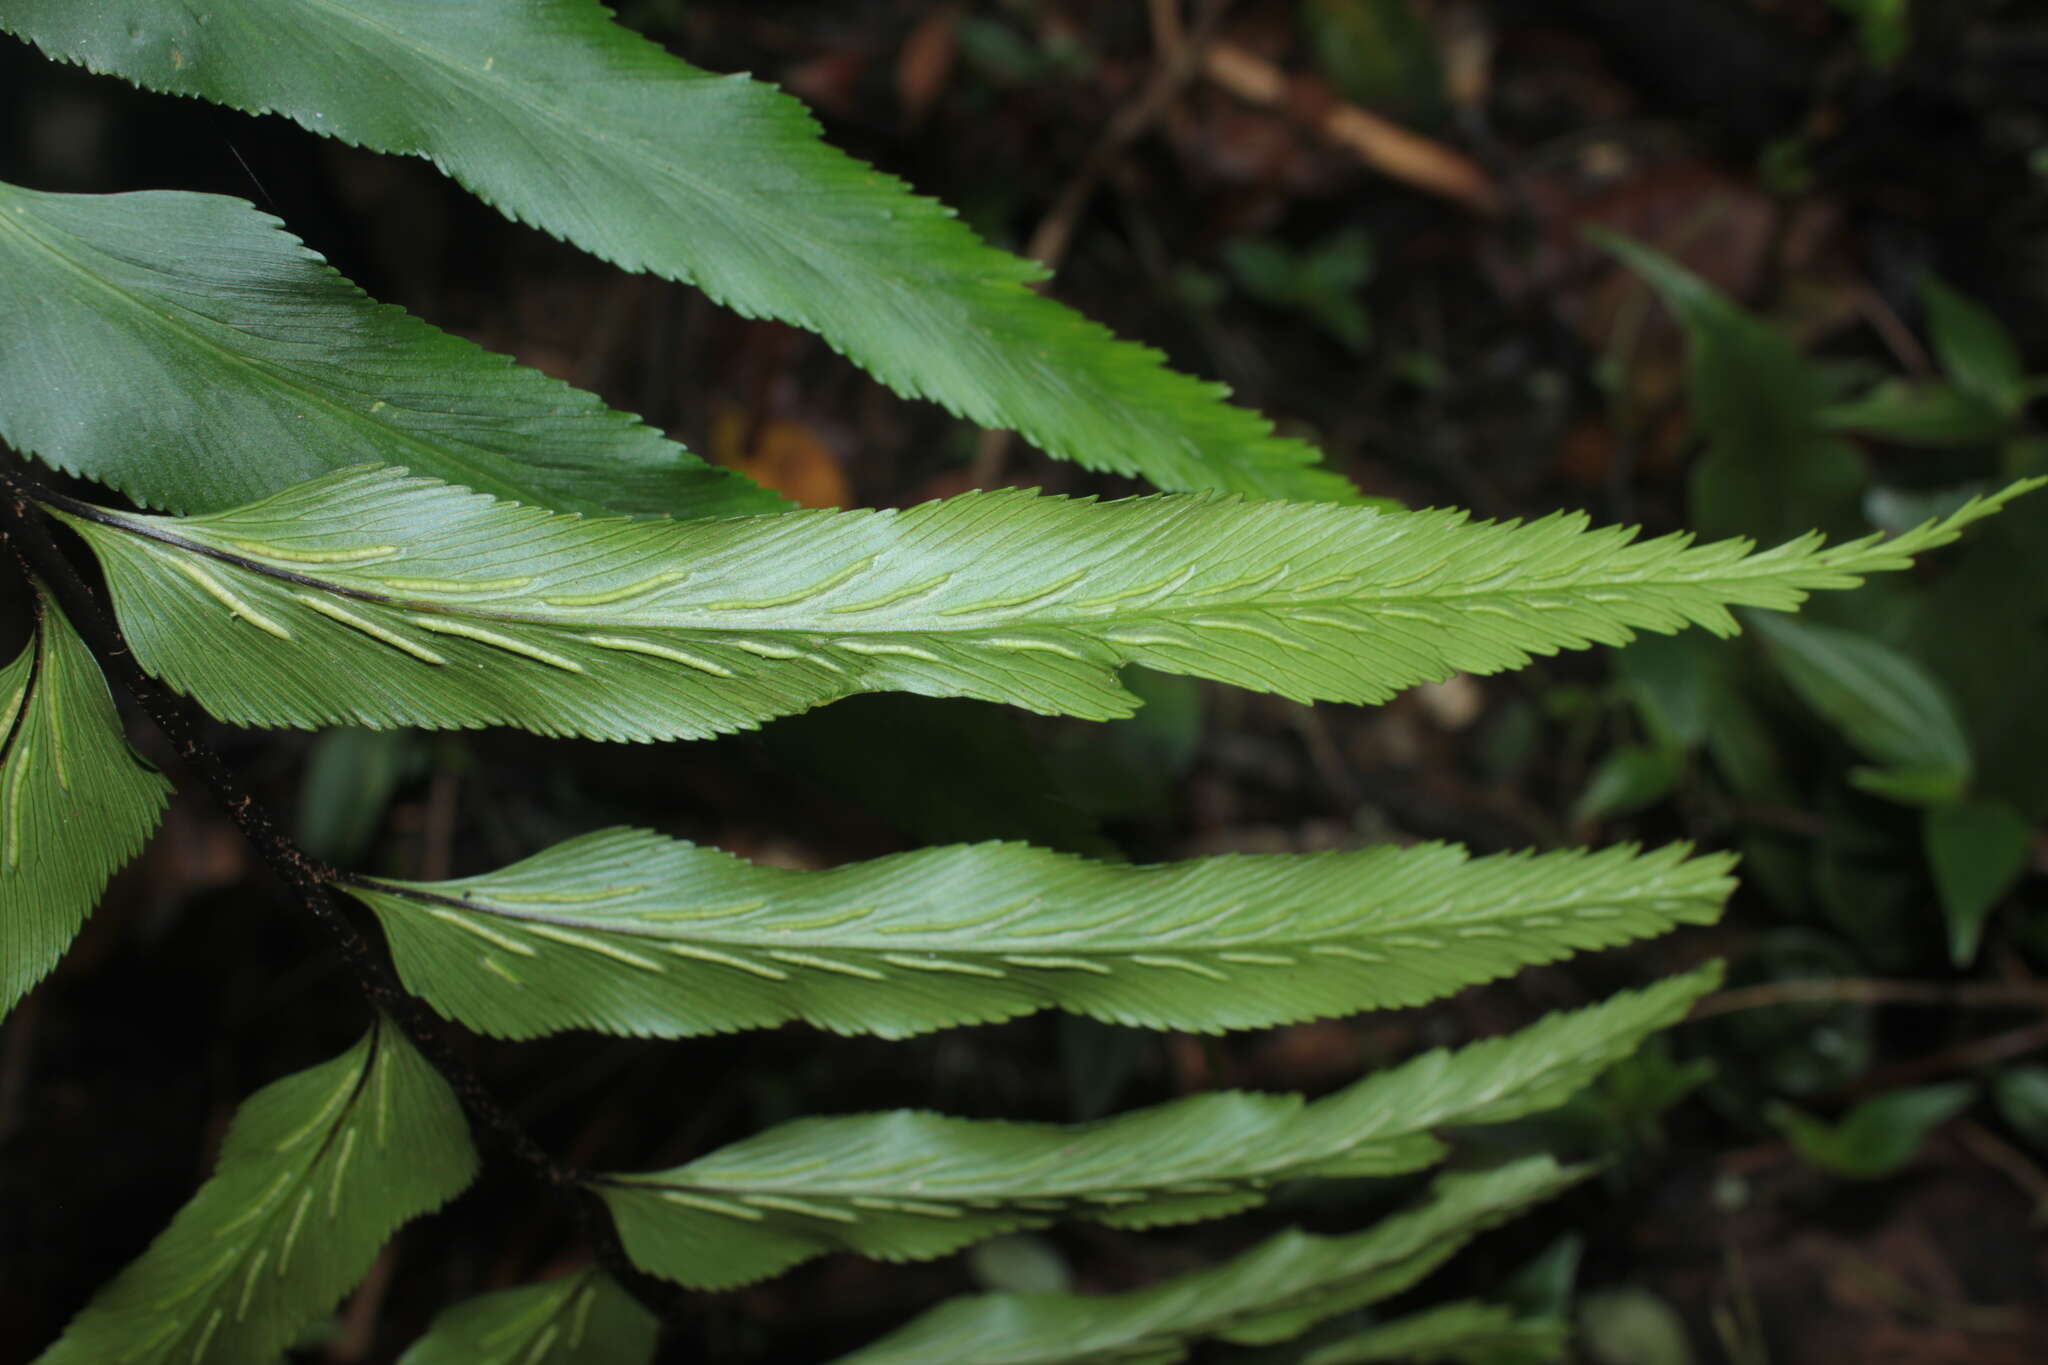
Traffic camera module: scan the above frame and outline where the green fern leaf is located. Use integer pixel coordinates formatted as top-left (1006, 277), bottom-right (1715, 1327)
top-left (0, 1), bottom-right (1353, 501)
top-left (395, 1270), bottom-right (657, 1365)
top-left (2, 587), bottom-right (170, 1021)
top-left (33, 1017), bottom-right (478, 1365)
top-left (592, 969), bottom-right (1715, 1288)
top-left (46, 467), bottom-right (2039, 743)
top-left (1294, 1301), bottom-right (1567, 1365)
top-left (0, 181), bottom-right (777, 520)
top-left (340, 827), bottom-right (1726, 1040)
top-left (826, 1157), bottom-right (1585, 1365)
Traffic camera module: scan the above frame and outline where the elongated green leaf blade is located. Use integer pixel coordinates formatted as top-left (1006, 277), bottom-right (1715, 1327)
top-left (1297, 1301), bottom-right (1567, 1365)
top-left (0, 182), bottom-right (776, 520)
top-left (1920, 275), bottom-right (2028, 416)
top-left (341, 826), bottom-right (1731, 1039)
top-left (396, 1270), bottom-right (657, 1365)
top-left (50, 467), bottom-right (2040, 743)
top-left (34, 1017), bottom-right (478, 1365)
top-left (1747, 611), bottom-right (1972, 802)
top-left (1594, 230), bottom-right (1866, 545)
top-left (827, 1158), bottom-right (1585, 1365)
top-left (2, 588), bottom-right (170, 1020)
top-left (1, 2), bottom-right (1352, 501)
top-left (593, 969), bottom-right (1716, 1287)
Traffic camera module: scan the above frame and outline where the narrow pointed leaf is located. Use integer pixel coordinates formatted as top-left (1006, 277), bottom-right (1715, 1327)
top-left (340, 827), bottom-right (1732, 1040)
top-left (2, 588), bottom-right (170, 1020)
top-left (34, 1017), bottom-right (479, 1365)
top-left (0, 181), bottom-right (776, 520)
top-left (1747, 611), bottom-right (1972, 804)
top-left (1296, 1301), bottom-right (1567, 1365)
top-left (396, 1270), bottom-right (657, 1365)
top-left (593, 969), bottom-right (1717, 1288)
top-left (1, 1), bottom-right (1352, 501)
top-left (1920, 275), bottom-right (2028, 416)
top-left (826, 1158), bottom-right (1586, 1365)
top-left (46, 467), bottom-right (2040, 743)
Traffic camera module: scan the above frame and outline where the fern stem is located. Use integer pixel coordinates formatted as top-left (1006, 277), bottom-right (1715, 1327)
top-left (0, 453), bottom-right (693, 1333)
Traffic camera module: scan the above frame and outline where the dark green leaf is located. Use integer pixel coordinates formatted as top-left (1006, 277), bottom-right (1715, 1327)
top-left (1830, 0), bottom-right (1910, 70)
top-left (1747, 611), bottom-right (1972, 804)
top-left (1224, 230), bottom-right (1376, 352)
top-left (297, 727), bottom-right (419, 866)
top-left (1991, 1066), bottom-right (2048, 1154)
top-left (1922, 798), bottom-right (2032, 966)
top-left (395, 1271), bottom-right (657, 1365)
top-left (1614, 631), bottom-right (1716, 748)
top-left (0, 183), bottom-right (776, 519)
top-left (1767, 1082), bottom-right (1976, 1179)
top-left (1299, 0), bottom-right (1447, 123)
top-left (1920, 276), bottom-right (2028, 416)
top-left (1819, 381), bottom-right (2009, 447)
top-left (0, 1), bottom-right (1354, 501)
top-left (34, 1018), bottom-right (478, 1365)
top-left (1594, 231), bottom-right (1866, 544)
top-left (1573, 744), bottom-right (1683, 823)
top-left (2, 588), bottom-right (171, 1020)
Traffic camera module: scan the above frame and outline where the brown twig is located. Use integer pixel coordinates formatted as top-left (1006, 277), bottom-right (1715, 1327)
top-left (0, 457), bottom-right (690, 1330)
top-left (1846, 1018), bottom-right (2048, 1098)
top-left (1691, 978), bottom-right (2048, 1021)
top-left (1953, 1119), bottom-right (2048, 1220)
top-left (1199, 42), bottom-right (1501, 216)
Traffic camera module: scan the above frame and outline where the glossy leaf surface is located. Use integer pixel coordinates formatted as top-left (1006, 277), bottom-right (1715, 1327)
top-left (0, 0), bottom-right (1352, 500)
top-left (0, 183), bottom-right (775, 519)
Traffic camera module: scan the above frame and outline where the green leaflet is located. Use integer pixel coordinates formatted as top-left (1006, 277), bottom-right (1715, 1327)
top-left (1, 588), bottom-right (170, 1020)
top-left (0, 182), bottom-right (776, 520)
top-left (34, 1017), bottom-right (478, 1365)
top-left (1595, 231), bottom-right (1866, 545)
top-left (827, 1158), bottom-right (1586, 1365)
top-left (1294, 1302), bottom-right (1566, 1365)
top-left (45, 467), bottom-right (2040, 744)
top-left (0, 1), bottom-right (1351, 502)
top-left (396, 1270), bottom-right (657, 1365)
top-left (592, 969), bottom-right (1717, 1288)
top-left (341, 827), bottom-right (1729, 1040)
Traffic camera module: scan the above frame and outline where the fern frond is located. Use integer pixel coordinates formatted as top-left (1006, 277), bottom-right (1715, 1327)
top-left (395, 1270), bottom-right (656, 1365)
top-left (1296, 1302), bottom-right (1567, 1365)
top-left (825, 1158), bottom-right (1586, 1365)
top-left (0, 1), bottom-right (1353, 500)
top-left (48, 467), bottom-right (2039, 743)
top-left (1, 587), bottom-right (170, 1021)
top-left (591, 969), bottom-right (1715, 1288)
top-left (0, 181), bottom-right (777, 520)
top-left (340, 827), bottom-right (1729, 1039)
top-left (33, 1017), bottom-right (477, 1365)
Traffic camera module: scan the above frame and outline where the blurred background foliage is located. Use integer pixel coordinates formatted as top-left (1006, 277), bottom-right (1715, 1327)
top-left (3, 1), bottom-right (2047, 1362)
